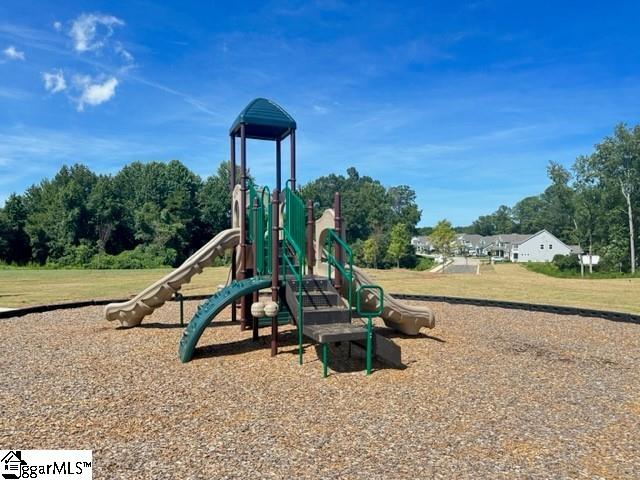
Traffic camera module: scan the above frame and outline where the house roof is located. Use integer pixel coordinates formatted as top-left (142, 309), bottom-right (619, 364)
top-left (229, 98), bottom-right (296, 141)
top-left (499, 233), bottom-right (534, 245)
top-left (569, 245), bottom-right (583, 254)
top-left (411, 236), bottom-right (432, 245)
top-left (516, 229), bottom-right (576, 250)
top-left (457, 234), bottom-right (485, 248)
top-left (456, 229), bottom-right (576, 252)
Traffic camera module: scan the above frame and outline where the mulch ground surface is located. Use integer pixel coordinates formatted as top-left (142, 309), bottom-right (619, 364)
top-left (1, 301), bottom-right (639, 479)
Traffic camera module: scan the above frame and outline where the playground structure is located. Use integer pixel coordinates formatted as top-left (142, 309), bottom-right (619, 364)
top-left (105, 98), bottom-right (435, 376)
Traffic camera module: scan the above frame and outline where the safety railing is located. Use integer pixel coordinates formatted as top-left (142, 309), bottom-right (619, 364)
top-left (284, 183), bottom-right (306, 263)
top-left (282, 183), bottom-right (307, 365)
top-left (282, 226), bottom-right (305, 365)
top-left (356, 285), bottom-right (384, 375)
top-left (247, 180), bottom-right (272, 275)
top-left (324, 228), bottom-right (354, 320)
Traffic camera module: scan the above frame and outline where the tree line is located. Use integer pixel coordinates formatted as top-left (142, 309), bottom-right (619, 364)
top-left (300, 167), bottom-right (421, 268)
top-left (0, 161), bottom-right (234, 268)
top-left (0, 162), bottom-right (421, 269)
top-left (463, 124), bottom-right (639, 273)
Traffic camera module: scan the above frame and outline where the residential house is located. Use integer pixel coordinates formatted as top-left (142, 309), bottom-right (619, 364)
top-left (417, 229), bottom-right (581, 262)
top-left (483, 234), bottom-right (532, 259)
top-left (509, 230), bottom-right (581, 262)
top-left (411, 236), bottom-right (434, 254)
top-left (456, 234), bottom-right (485, 255)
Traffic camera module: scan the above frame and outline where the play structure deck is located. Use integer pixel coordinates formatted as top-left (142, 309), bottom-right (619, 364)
top-left (105, 98), bottom-right (435, 376)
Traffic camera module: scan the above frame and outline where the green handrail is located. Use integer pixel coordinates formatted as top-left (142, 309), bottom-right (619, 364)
top-left (282, 231), bottom-right (304, 365)
top-left (356, 285), bottom-right (384, 375)
top-left (324, 229), bottom-right (354, 320)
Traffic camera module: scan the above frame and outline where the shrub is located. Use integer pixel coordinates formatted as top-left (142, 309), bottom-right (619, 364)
top-left (552, 254), bottom-right (580, 271)
top-left (415, 257), bottom-right (435, 271)
top-left (53, 244), bottom-right (98, 268)
top-left (87, 245), bottom-right (177, 269)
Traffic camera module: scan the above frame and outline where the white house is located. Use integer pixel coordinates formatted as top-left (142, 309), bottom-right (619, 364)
top-left (482, 234), bottom-right (532, 258)
top-left (411, 236), bottom-right (433, 254)
top-left (420, 229), bottom-right (582, 263)
top-left (509, 229), bottom-right (578, 263)
top-left (456, 234), bottom-right (485, 255)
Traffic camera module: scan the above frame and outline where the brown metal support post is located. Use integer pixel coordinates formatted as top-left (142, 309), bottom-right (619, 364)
top-left (333, 192), bottom-right (342, 291)
top-left (230, 135), bottom-right (237, 323)
top-left (230, 135), bottom-right (236, 191)
top-left (276, 139), bottom-right (282, 193)
top-left (306, 200), bottom-right (315, 275)
top-left (290, 130), bottom-right (296, 190)
top-left (252, 197), bottom-right (259, 341)
top-left (271, 189), bottom-right (280, 356)
top-left (239, 124), bottom-right (248, 330)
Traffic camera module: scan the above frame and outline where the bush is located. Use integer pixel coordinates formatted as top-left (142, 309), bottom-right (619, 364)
top-left (351, 239), bottom-right (366, 266)
top-left (525, 262), bottom-right (564, 277)
top-left (552, 254), bottom-right (580, 271)
top-left (87, 245), bottom-right (177, 269)
top-left (415, 257), bottom-right (435, 271)
top-left (524, 261), bottom-right (640, 279)
top-left (399, 251), bottom-right (418, 269)
top-left (52, 244), bottom-right (98, 268)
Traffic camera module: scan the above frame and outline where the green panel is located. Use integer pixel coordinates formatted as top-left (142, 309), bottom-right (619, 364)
top-left (257, 309), bottom-right (291, 327)
top-left (178, 276), bottom-right (271, 363)
top-left (247, 181), bottom-right (272, 275)
top-left (281, 185), bottom-right (307, 365)
top-left (284, 186), bottom-right (306, 261)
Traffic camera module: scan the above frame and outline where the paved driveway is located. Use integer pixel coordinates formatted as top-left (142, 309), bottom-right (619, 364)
top-left (443, 256), bottom-right (479, 274)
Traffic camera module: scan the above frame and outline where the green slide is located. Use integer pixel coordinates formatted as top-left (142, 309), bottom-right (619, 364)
top-left (179, 276), bottom-right (272, 363)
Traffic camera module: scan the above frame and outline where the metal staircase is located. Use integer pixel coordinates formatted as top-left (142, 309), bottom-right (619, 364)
top-left (285, 275), bottom-right (367, 343)
top-left (284, 274), bottom-right (401, 375)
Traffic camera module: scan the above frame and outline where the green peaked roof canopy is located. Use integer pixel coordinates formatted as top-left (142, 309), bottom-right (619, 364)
top-left (230, 98), bottom-right (296, 141)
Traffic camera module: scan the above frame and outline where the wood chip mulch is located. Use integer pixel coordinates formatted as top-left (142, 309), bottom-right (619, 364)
top-left (1, 300), bottom-right (639, 479)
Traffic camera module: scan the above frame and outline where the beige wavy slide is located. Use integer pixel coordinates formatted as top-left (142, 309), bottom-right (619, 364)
top-left (105, 228), bottom-right (240, 327)
top-left (352, 266), bottom-right (435, 335)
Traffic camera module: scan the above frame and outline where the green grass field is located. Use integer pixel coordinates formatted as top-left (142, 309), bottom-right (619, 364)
top-left (0, 268), bottom-right (229, 308)
top-left (1, 263), bottom-right (639, 314)
top-left (362, 263), bottom-right (640, 314)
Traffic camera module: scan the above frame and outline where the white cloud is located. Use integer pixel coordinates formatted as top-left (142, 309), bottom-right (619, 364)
top-left (0, 86), bottom-right (29, 99)
top-left (115, 42), bottom-right (134, 62)
top-left (74, 75), bottom-right (118, 111)
top-left (312, 104), bottom-right (329, 114)
top-left (69, 13), bottom-right (124, 52)
top-left (42, 70), bottom-right (67, 93)
top-left (53, 21), bottom-right (62, 31)
top-left (3, 45), bottom-right (25, 60)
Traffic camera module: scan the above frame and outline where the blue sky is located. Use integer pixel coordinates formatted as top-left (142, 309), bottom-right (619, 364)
top-left (1, 1), bottom-right (639, 226)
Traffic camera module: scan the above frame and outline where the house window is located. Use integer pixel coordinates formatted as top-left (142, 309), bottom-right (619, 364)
top-left (540, 244), bottom-right (544, 249)
top-left (549, 244), bottom-right (553, 249)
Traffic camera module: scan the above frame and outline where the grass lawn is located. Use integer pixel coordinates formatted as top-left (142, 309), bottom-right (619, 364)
top-left (1, 263), bottom-right (639, 314)
top-left (361, 263), bottom-right (640, 315)
top-left (0, 267), bottom-right (229, 308)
